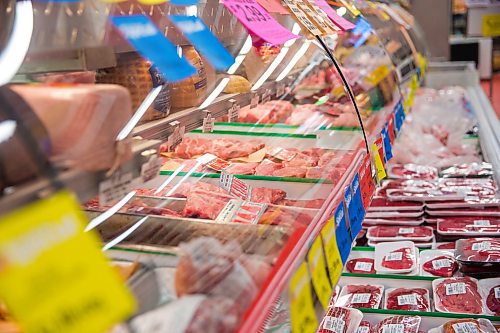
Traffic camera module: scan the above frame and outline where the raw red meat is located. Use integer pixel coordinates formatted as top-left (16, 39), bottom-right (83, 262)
top-left (126, 201), bottom-right (181, 217)
top-left (457, 238), bottom-right (500, 263)
top-left (259, 207), bottom-right (314, 226)
top-left (223, 162), bottom-right (259, 175)
top-left (434, 277), bottom-right (483, 314)
top-left (345, 258), bottom-right (376, 274)
top-left (388, 164), bottom-right (438, 180)
top-left (443, 319), bottom-right (485, 333)
top-left (356, 321), bottom-right (373, 333)
top-left (174, 138), bottom-right (212, 159)
top-left (385, 288), bottom-right (429, 312)
top-left (375, 316), bottom-right (421, 333)
top-left (440, 162), bottom-right (493, 178)
top-left (369, 197), bottom-right (423, 209)
top-left (381, 248), bottom-right (414, 270)
top-left (422, 255), bottom-right (458, 277)
top-left (282, 152), bottom-right (318, 167)
top-left (183, 189), bottom-right (232, 219)
top-left (486, 285), bottom-right (500, 315)
top-left (318, 152), bottom-right (338, 167)
top-left (276, 198), bottom-right (325, 209)
top-left (437, 217), bottom-right (500, 233)
top-left (302, 147), bottom-right (325, 158)
top-left (254, 159), bottom-right (282, 176)
top-left (210, 139), bottom-right (264, 160)
top-left (368, 226), bottom-right (433, 239)
top-left (272, 167), bottom-right (307, 178)
top-left (338, 285), bottom-right (382, 309)
top-left (250, 188), bottom-right (286, 204)
top-left (437, 242), bottom-right (456, 250)
top-left (318, 307), bottom-right (351, 333)
top-left (238, 100), bottom-right (293, 124)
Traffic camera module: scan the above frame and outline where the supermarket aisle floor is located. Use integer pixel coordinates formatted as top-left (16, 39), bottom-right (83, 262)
top-left (481, 74), bottom-right (500, 117)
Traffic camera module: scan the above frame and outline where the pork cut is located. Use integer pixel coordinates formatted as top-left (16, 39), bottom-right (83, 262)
top-left (422, 255), bottom-right (457, 277)
top-left (174, 138), bottom-right (212, 159)
top-left (434, 277), bottom-right (483, 314)
top-left (276, 198), bottom-right (325, 209)
top-left (223, 163), bottom-right (259, 175)
top-left (250, 188), bottom-right (286, 204)
top-left (254, 159), bottom-right (282, 176)
top-left (272, 167), bottom-right (307, 178)
top-left (211, 139), bottom-right (265, 160)
top-left (182, 189), bottom-right (232, 219)
top-left (382, 247), bottom-right (414, 270)
top-left (385, 288), bottom-right (429, 312)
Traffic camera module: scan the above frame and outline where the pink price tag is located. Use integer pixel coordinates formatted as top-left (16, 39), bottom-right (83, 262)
top-left (223, 0), bottom-right (299, 45)
top-left (257, 0), bottom-right (289, 15)
top-left (313, 0), bottom-right (355, 31)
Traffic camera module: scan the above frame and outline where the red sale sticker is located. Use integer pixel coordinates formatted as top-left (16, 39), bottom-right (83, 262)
top-left (220, 171), bottom-right (252, 200)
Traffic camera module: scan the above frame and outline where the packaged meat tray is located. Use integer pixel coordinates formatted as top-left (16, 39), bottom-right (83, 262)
top-left (374, 241), bottom-right (418, 274)
top-left (478, 277), bottom-right (500, 316)
top-left (386, 188), bottom-right (465, 202)
top-left (335, 284), bottom-right (384, 309)
top-left (368, 196), bottom-right (424, 212)
top-left (317, 307), bottom-right (363, 333)
top-left (367, 226), bottom-right (434, 242)
top-left (455, 238), bottom-right (500, 278)
top-left (387, 164), bottom-right (438, 180)
top-left (368, 238), bottom-right (434, 249)
top-left (363, 217), bottom-right (425, 226)
top-left (345, 258), bottom-right (376, 274)
top-left (428, 319), bottom-right (497, 333)
top-left (364, 211), bottom-right (425, 219)
top-left (374, 315), bottom-right (422, 333)
top-left (433, 242), bottom-right (456, 250)
top-left (426, 206), bottom-right (500, 217)
top-left (356, 321), bottom-right (374, 333)
top-left (440, 162), bottom-right (494, 178)
top-left (383, 287), bottom-right (431, 312)
top-left (419, 250), bottom-right (458, 277)
top-left (432, 277), bottom-right (484, 315)
top-left (436, 217), bottom-right (500, 237)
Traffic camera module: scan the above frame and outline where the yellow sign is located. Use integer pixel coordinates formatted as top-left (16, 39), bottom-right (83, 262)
top-left (289, 262), bottom-right (318, 333)
top-left (404, 73), bottom-right (418, 112)
top-left (0, 191), bottom-right (135, 333)
top-left (371, 143), bottom-right (387, 181)
top-left (417, 53), bottom-right (427, 78)
top-left (364, 65), bottom-right (391, 86)
top-left (339, 0), bottom-right (360, 16)
top-left (320, 217), bottom-right (343, 286)
top-left (307, 236), bottom-right (332, 310)
top-left (482, 14), bottom-right (500, 37)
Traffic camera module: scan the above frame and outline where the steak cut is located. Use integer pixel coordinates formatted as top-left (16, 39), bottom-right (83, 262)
top-left (282, 152), bottom-right (318, 167)
top-left (337, 285), bottom-right (383, 309)
top-left (174, 138), bottom-right (212, 159)
top-left (254, 159), bottom-right (282, 176)
top-left (486, 285), bottom-right (500, 315)
top-left (457, 238), bottom-right (500, 263)
top-left (385, 288), bottom-right (429, 312)
top-left (375, 316), bottom-right (421, 333)
top-left (211, 139), bottom-right (264, 160)
top-left (183, 189), bottom-right (232, 219)
top-left (422, 255), bottom-right (457, 277)
top-left (250, 188), bottom-right (286, 204)
top-left (345, 258), bottom-right (376, 274)
top-left (434, 277), bottom-right (483, 314)
top-left (382, 247), bottom-right (414, 270)
top-left (272, 167), bottom-right (307, 178)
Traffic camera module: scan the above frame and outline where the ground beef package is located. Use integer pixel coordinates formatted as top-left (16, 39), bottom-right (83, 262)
top-left (384, 288), bottom-right (430, 312)
top-left (317, 307), bottom-right (362, 333)
top-left (432, 277), bottom-right (484, 314)
top-left (335, 284), bottom-right (384, 309)
top-left (374, 315), bottom-right (421, 333)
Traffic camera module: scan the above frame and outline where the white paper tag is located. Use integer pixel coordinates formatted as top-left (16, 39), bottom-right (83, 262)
top-left (445, 282), bottom-right (467, 295)
top-left (474, 219), bottom-right (491, 226)
top-left (381, 324), bottom-right (405, 333)
top-left (228, 103), bottom-right (240, 122)
top-left (202, 113), bottom-right (215, 132)
top-left (354, 261), bottom-right (373, 272)
top-left (494, 287), bottom-right (500, 299)
top-left (356, 327), bottom-right (370, 333)
top-left (166, 124), bottom-right (185, 152)
top-left (276, 83), bottom-right (285, 96)
top-left (99, 172), bottom-right (134, 206)
top-left (250, 94), bottom-right (260, 108)
top-left (351, 293), bottom-right (371, 304)
top-left (397, 294), bottom-right (418, 306)
top-left (215, 199), bottom-right (242, 223)
top-left (140, 155), bottom-right (162, 183)
top-left (262, 88), bottom-right (272, 103)
top-left (451, 322), bottom-right (480, 333)
top-left (322, 316), bottom-right (345, 333)
top-left (432, 258), bottom-right (452, 270)
top-left (398, 227), bottom-right (414, 234)
top-left (385, 252), bottom-right (403, 261)
top-left (472, 241), bottom-right (491, 251)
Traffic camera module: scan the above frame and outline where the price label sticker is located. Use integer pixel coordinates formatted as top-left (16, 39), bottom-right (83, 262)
top-left (371, 140), bottom-right (387, 182)
top-left (321, 215), bottom-right (343, 286)
top-left (303, 0), bottom-right (338, 33)
top-left (351, 293), bottom-right (371, 304)
top-left (354, 261), bottom-right (373, 272)
top-left (494, 287), bottom-right (500, 299)
top-left (296, 0), bottom-right (334, 35)
top-left (357, 327), bottom-right (371, 333)
top-left (397, 294), bottom-right (418, 306)
top-left (166, 123), bottom-right (186, 152)
top-left (382, 324), bottom-right (405, 333)
top-left (472, 241), bottom-right (491, 251)
top-left (223, 0), bottom-right (299, 45)
top-left (432, 259), bottom-right (451, 270)
top-left (398, 227), bottom-right (414, 234)
top-left (307, 236), bottom-right (332, 310)
top-left (474, 220), bottom-right (491, 226)
top-left (385, 251), bottom-right (402, 261)
top-left (202, 112), bottom-right (215, 132)
top-left (0, 191), bottom-right (135, 333)
top-left (289, 262), bottom-right (318, 333)
top-left (322, 316), bottom-right (345, 333)
top-left (228, 103), bottom-right (241, 122)
top-left (452, 322), bottom-right (480, 333)
top-left (446, 283), bottom-right (467, 296)
top-left (140, 155), bottom-right (162, 183)
top-left (99, 172), bottom-right (134, 206)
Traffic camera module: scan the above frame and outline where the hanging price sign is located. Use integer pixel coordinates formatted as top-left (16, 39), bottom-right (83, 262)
top-left (371, 139), bottom-right (387, 182)
top-left (289, 262), bottom-right (318, 333)
top-left (307, 236), bottom-right (332, 310)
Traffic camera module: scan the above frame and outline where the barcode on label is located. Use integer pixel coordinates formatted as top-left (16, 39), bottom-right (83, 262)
top-left (452, 322), bottom-right (480, 333)
top-left (398, 227), bottom-right (414, 234)
top-left (471, 241), bottom-right (491, 251)
top-left (473, 220), bottom-right (491, 226)
top-left (351, 293), bottom-right (371, 304)
top-left (432, 258), bottom-right (452, 270)
top-left (381, 324), bottom-right (405, 333)
top-left (495, 287), bottom-right (500, 299)
top-left (385, 252), bottom-right (403, 261)
top-left (397, 294), bottom-right (417, 306)
top-left (322, 316), bottom-right (345, 333)
top-left (356, 327), bottom-right (370, 333)
top-left (354, 261), bottom-right (373, 272)
top-left (445, 282), bottom-right (466, 295)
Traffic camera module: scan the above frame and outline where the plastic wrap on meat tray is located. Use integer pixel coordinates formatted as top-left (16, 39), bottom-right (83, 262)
top-left (317, 307), bottom-right (363, 333)
top-left (374, 315), bottom-right (421, 333)
top-left (374, 241), bottom-right (417, 273)
top-left (174, 237), bottom-right (272, 313)
top-left (367, 226), bottom-right (433, 241)
top-left (432, 277), bottom-right (484, 314)
top-left (436, 217), bottom-right (500, 237)
top-left (429, 318), bottom-right (497, 333)
top-left (440, 162), bottom-right (494, 178)
top-left (478, 278), bottom-right (500, 316)
top-left (386, 164), bottom-right (438, 180)
top-left (420, 250), bottom-right (458, 277)
top-left (455, 238), bottom-right (500, 264)
top-left (368, 197), bottom-right (424, 211)
top-left (345, 258), bottom-right (376, 274)
top-left (384, 288), bottom-right (430, 312)
top-left (335, 284), bottom-right (384, 309)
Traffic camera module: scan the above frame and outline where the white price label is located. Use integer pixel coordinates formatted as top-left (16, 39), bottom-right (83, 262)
top-left (398, 227), bottom-right (414, 234)
top-left (202, 113), bottom-right (215, 132)
top-left (219, 171), bottom-right (234, 192)
top-left (262, 89), bottom-right (272, 103)
top-left (351, 293), bottom-right (371, 304)
top-left (445, 282), bottom-right (466, 296)
top-left (397, 294), bottom-right (417, 306)
top-left (250, 94), bottom-right (260, 108)
top-left (215, 199), bottom-right (241, 223)
top-left (452, 322), bottom-right (480, 333)
top-left (495, 287), bottom-right (500, 299)
top-left (140, 155), bottom-right (162, 183)
top-left (166, 123), bottom-right (185, 152)
top-left (322, 316), bottom-right (345, 333)
top-left (356, 327), bottom-right (370, 333)
top-left (474, 220), bottom-right (491, 226)
top-left (228, 104), bottom-right (240, 123)
top-left (276, 83), bottom-right (285, 96)
top-left (354, 261), bottom-right (373, 272)
top-left (382, 324), bottom-right (405, 333)
top-left (385, 252), bottom-right (403, 261)
top-left (472, 241), bottom-right (491, 251)
top-left (98, 172), bottom-right (134, 206)
top-left (432, 259), bottom-right (452, 270)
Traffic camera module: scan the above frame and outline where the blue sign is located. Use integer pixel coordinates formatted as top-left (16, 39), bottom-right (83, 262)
top-left (381, 125), bottom-right (393, 162)
top-left (352, 17), bottom-right (372, 48)
top-left (393, 99), bottom-right (405, 135)
top-left (110, 15), bottom-right (196, 82)
top-left (171, 0), bottom-right (198, 5)
top-left (169, 15), bottom-right (235, 71)
top-left (334, 203), bottom-right (351, 264)
top-left (349, 173), bottom-right (365, 237)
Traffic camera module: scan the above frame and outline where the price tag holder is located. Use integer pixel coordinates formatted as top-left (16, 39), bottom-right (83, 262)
top-left (228, 100), bottom-right (241, 122)
top-left (220, 171), bottom-right (252, 200)
top-left (202, 111), bottom-right (215, 132)
top-left (307, 235), bottom-right (332, 310)
top-left (336, 203), bottom-right (352, 264)
top-left (346, 174), bottom-right (365, 239)
top-left (99, 172), bottom-right (134, 206)
top-left (371, 139), bottom-right (387, 182)
top-left (262, 88), bottom-right (272, 103)
top-left (282, 0), bottom-right (323, 36)
top-left (0, 191), bottom-right (135, 333)
top-left (296, 0), bottom-right (334, 35)
top-left (223, 0), bottom-right (299, 45)
top-left (321, 209), bottom-right (344, 286)
top-left (166, 121), bottom-right (186, 152)
top-left (110, 15), bottom-right (196, 82)
top-left (140, 155), bottom-right (162, 183)
top-left (289, 262), bottom-right (318, 333)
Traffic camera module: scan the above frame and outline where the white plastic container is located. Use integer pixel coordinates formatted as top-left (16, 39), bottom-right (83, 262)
top-left (478, 277), bottom-right (500, 316)
top-left (419, 250), bottom-right (457, 277)
top-left (374, 241), bottom-right (418, 274)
